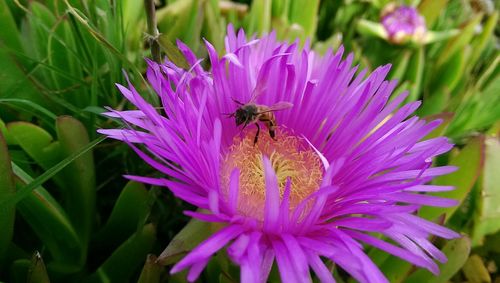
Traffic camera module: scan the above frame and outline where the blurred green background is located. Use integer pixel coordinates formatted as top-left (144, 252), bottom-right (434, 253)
top-left (0, 0), bottom-right (498, 282)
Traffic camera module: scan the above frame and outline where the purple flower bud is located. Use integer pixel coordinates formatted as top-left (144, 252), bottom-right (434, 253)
top-left (381, 4), bottom-right (427, 44)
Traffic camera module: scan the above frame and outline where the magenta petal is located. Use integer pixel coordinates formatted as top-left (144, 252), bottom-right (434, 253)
top-left (171, 224), bottom-right (244, 275)
top-left (306, 251), bottom-right (336, 283)
top-left (346, 230), bottom-right (438, 273)
top-left (263, 156), bottom-right (280, 232)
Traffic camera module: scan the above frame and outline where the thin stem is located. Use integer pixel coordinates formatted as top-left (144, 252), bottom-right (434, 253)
top-left (144, 0), bottom-right (161, 62)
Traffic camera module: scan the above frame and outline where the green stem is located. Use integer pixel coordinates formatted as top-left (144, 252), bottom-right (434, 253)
top-left (144, 0), bottom-right (161, 62)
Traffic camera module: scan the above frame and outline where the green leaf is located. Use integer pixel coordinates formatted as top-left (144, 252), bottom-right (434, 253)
top-left (0, 98), bottom-right (57, 123)
top-left (29, 1), bottom-right (80, 92)
top-left (86, 224), bottom-right (156, 283)
top-left (356, 19), bottom-right (388, 40)
top-left (10, 259), bottom-right (31, 283)
top-left (436, 14), bottom-right (482, 67)
top-left (471, 137), bottom-right (500, 246)
top-left (56, 116), bottom-right (95, 249)
top-left (202, 0), bottom-right (224, 51)
top-left (447, 67), bottom-right (500, 138)
top-left (0, 43), bottom-right (48, 109)
top-left (0, 132), bottom-right (15, 262)
top-left (433, 47), bottom-right (466, 95)
top-left (379, 256), bottom-right (412, 283)
top-left (157, 35), bottom-right (190, 70)
top-left (94, 181), bottom-right (150, 251)
top-left (137, 254), bottom-right (163, 283)
top-left (289, 0), bottom-right (320, 39)
top-left (63, 0), bottom-right (143, 80)
top-left (419, 136), bottom-right (484, 222)
top-left (417, 0), bottom-right (448, 27)
top-left (423, 30), bottom-right (459, 45)
top-left (405, 47), bottom-right (424, 102)
top-left (0, 0), bottom-right (23, 52)
top-left (12, 163), bottom-right (83, 271)
top-left (27, 252), bottom-right (50, 283)
top-left (418, 87), bottom-right (449, 117)
top-left (423, 112), bottom-right (454, 140)
top-left (462, 254), bottom-right (491, 283)
top-left (157, 217), bottom-right (214, 265)
top-left (469, 11), bottom-right (498, 69)
top-left (0, 135), bottom-right (105, 207)
top-left (404, 236), bottom-right (471, 283)
top-left (0, 119), bottom-right (13, 144)
top-left (122, 0), bottom-right (145, 33)
top-left (7, 122), bottom-right (62, 170)
top-left (389, 50), bottom-right (411, 81)
top-left (157, 0), bottom-right (204, 51)
top-left (245, 0), bottom-right (272, 35)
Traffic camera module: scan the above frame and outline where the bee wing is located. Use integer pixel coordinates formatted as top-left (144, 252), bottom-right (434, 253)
top-left (249, 82), bottom-right (267, 103)
top-left (268, 101), bottom-right (293, 111)
top-left (257, 102), bottom-right (293, 113)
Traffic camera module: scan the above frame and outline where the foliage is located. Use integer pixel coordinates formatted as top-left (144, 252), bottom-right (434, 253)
top-left (0, 0), bottom-right (498, 282)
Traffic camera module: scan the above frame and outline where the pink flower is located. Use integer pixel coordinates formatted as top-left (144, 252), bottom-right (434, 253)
top-left (99, 26), bottom-right (459, 282)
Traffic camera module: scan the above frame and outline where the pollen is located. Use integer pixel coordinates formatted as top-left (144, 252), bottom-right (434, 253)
top-left (221, 128), bottom-right (323, 221)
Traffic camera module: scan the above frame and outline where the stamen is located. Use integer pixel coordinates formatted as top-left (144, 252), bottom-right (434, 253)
top-left (221, 128), bottom-right (323, 220)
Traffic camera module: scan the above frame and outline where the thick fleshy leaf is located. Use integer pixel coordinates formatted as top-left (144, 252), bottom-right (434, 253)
top-left (203, 0), bottom-right (224, 51)
top-left (137, 254), bottom-right (163, 283)
top-left (157, 35), bottom-right (190, 69)
top-left (423, 112), bottom-right (454, 140)
top-left (446, 66), bottom-right (500, 138)
top-left (469, 11), bottom-right (498, 69)
top-left (423, 29), bottom-right (459, 44)
top-left (462, 254), bottom-right (491, 283)
top-left (289, 0), bottom-right (320, 39)
top-left (433, 47), bottom-right (466, 95)
top-left (419, 136), bottom-right (484, 222)
top-left (27, 252), bottom-right (50, 283)
top-left (157, 0), bottom-right (204, 51)
top-left (93, 181), bottom-right (150, 252)
top-left (85, 224), bottom-right (156, 283)
top-left (245, 0), bottom-right (271, 35)
top-left (471, 137), bottom-right (500, 246)
top-left (404, 236), bottom-right (471, 283)
top-left (0, 132), bottom-right (15, 261)
top-left (417, 0), bottom-right (448, 27)
top-left (0, 0), bottom-right (23, 51)
top-left (28, 2), bottom-right (81, 96)
top-left (379, 255), bottom-right (412, 283)
top-left (405, 47), bottom-right (424, 102)
top-left (157, 217), bottom-right (214, 265)
top-left (12, 163), bottom-right (83, 271)
top-left (1, 136), bottom-right (105, 207)
top-left (389, 50), bottom-right (411, 81)
top-left (436, 14), bottom-right (482, 67)
top-left (0, 45), bottom-right (48, 109)
top-left (56, 116), bottom-right (95, 248)
top-left (356, 19), bottom-right (388, 40)
top-left (7, 122), bottom-right (62, 170)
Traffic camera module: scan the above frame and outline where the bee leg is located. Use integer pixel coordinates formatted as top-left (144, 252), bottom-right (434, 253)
top-left (254, 123), bottom-right (260, 145)
top-left (269, 129), bottom-right (276, 140)
top-left (232, 98), bottom-right (244, 105)
top-left (269, 121), bottom-right (277, 141)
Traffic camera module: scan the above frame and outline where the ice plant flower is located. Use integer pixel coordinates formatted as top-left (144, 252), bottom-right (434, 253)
top-left (99, 26), bottom-right (460, 282)
top-left (381, 4), bottom-right (427, 44)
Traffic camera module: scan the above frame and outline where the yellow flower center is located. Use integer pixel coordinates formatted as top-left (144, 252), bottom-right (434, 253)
top-left (221, 128), bottom-right (323, 221)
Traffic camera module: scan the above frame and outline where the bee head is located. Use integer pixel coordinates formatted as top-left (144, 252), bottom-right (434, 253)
top-left (235, 108), bottom-right (248, 126)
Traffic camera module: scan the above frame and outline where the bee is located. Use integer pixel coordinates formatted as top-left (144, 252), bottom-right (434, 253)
top-left (228, 96), bottom-right (293, 145)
